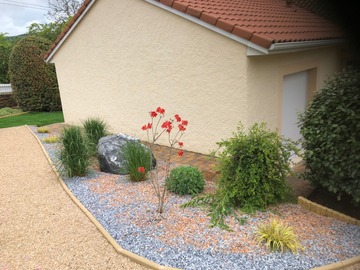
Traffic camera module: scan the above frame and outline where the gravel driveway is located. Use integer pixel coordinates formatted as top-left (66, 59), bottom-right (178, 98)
top-left (0, 126), bottom-right (148, 269)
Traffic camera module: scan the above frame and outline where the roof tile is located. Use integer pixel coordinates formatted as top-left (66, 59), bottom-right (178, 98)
top-left (159, 0), bottom-right (174, 6)
top-left (186, 6), bottom-right (203, 18)
top-left (172, 1), bottom-right (188, 12)
top-left (200, 12), bottom-right (219, 25)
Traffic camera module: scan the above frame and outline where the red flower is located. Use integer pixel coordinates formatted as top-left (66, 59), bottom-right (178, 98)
top-left (174, 114), bottom-right (181, 122)
top-left (181, 120), bottom-right (188, 126)
top-left (156, 107), bottom-right (165, 115)
top-left (178, 150), bottom-right (184, 157)
top-left (150, 111), bottom-right (158, 118)
top-left (178, 141), bottom-right (184, 147)
top-left (161, 120), bottom-right (173, 133)
top-left (141, 123), bottom-right (152, 130)
top-left (178, 124), bottom-right (186, 131)
top-left (138, 167), bottom-right (145, 173)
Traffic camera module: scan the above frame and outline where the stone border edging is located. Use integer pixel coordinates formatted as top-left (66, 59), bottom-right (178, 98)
top-left (25, 125), bottom-right (180, 270)
top-left (0, 111), bottom-right (28, 119)
top-left (298, 196), bottom-right (360, 226)
top-left (298, 196), bottom-right (360, 270)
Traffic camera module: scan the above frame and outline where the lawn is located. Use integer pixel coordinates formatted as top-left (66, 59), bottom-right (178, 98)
top-left (0, 111), bottom-right (64, 128)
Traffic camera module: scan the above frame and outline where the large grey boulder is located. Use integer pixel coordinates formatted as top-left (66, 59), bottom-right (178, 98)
top-left (97, 134), bottom-right (156, 174)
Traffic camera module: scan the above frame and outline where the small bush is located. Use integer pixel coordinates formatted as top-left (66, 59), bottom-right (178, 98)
top-left (217, 122), bottom-right (297, 212)
top-left (121, 140), bottom-right (152, 181)
top-left (299, 67), bottom-right (360, 206)
top-left (83, 118), bottom-right (109, 155)
top-left (59, 126), bottom-right (89, 177)
top-left (182, 122), bottom-right (298, 230)
top-left (37, 127), bottom-right (50, 133)
top-left (256, 219), bottom-right (302, 253)
top-left (43, 136), bottom-right (59, 143)
top-left (166, 166), bottom-right (205, 195)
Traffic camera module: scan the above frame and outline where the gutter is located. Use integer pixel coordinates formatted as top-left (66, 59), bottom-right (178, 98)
top-left (145, 0), bottom-right (346, 56)
top-left (45, 0), bottom-right (96, 63)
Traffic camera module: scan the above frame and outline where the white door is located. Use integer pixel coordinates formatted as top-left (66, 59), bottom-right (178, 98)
top-left (282, 71), bottom-right (308, 142)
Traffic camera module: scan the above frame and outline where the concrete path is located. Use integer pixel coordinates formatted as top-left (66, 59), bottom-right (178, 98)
top-left (0, 126), bottom-right (148, 269)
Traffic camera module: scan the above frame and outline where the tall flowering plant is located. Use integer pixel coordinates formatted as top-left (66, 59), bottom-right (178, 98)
top-left (141, 106), bottom-right (188, 213)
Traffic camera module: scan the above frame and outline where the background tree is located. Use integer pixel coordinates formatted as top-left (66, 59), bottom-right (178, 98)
top-left (47, 0), bottom-right (84, 23)
top-left (27, 21), bottom-right (67, 43)
top-left (0, 33), bottom-right (15, 83)
top-left (8, 36), bottom-right (62, 111)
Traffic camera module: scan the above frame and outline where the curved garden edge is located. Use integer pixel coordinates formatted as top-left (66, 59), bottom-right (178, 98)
top-left (25, 124), bottom-right (360, 270)
top-left (0, 111), bottom-right (28, 119)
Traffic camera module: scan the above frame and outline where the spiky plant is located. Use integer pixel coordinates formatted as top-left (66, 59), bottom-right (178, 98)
top-left (256, 218), bottom-right (303, 253)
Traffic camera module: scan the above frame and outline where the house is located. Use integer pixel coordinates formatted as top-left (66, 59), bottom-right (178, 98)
top-left (45, 0), bottom-right (345, 154)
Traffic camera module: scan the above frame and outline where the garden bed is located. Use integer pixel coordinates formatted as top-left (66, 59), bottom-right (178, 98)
top-left (31, 126), bottom-right (360, 270)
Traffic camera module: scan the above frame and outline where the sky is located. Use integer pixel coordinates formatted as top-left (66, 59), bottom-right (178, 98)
top-left (0, 0), bottom-right (51, 36)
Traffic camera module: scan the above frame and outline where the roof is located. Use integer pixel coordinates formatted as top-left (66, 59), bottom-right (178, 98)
top-left (45, 0), bottom-right (344, 61)
top-left (158, 0), bottom-right (344, 48)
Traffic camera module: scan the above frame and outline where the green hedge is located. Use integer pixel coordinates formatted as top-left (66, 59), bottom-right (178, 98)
top-left (8, 36), bottom-right (62, 112)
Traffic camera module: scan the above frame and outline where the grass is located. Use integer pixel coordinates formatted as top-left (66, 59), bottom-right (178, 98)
top-left (0, 111), bottom-right (64, 128)
top-left (0, 107), bottom-right (23, 117)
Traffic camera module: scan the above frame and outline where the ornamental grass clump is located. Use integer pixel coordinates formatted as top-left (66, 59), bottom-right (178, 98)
top-left (141, 106), bottom-right (188, 213)
top-left (256, 219), bottom-right (303, 253)
top-left (43, 136), bottom-right (59, 143)
top-left (166, 166), bottom-right (205, 196)
top-left (59, 126), bottom-right (90, 177)
top-left (37, 126), bottom-right (50, 133)
top-left (83, 118), bottom-right (109, 156)
top-left (121, 140), bottom-right (152, 182)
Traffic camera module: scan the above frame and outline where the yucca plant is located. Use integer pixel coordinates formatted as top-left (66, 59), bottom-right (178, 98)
top-left (83, 117), bottom-right (109, 155)
top-left (59, 126), bottom-right (90, 177)
top-left (121, 140), bottom-right (152, 181)
top-left (256, 218), bottom-right (303, 253)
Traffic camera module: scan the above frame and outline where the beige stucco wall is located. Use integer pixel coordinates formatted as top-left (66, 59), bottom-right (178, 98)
top-left (51, 0), bottom-right (343, 154)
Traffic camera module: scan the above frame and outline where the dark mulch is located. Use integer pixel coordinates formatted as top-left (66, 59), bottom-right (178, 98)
top-left (307, 187), bottom-right (360, 220)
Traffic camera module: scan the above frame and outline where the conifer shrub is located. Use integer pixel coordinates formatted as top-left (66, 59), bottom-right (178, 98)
top-left (299, 67), bottom-right (360, 205)
top-left (8, 36), bottom-right (62, 112)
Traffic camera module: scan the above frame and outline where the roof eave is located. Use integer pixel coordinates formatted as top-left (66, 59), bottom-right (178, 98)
top-left (145, 0), bottom-right (269, 54)
top-left (147, 0), bottom-right (345, 56)
top-left (45, 0), bottom-right (96, 63)
top-left (248, 39), bottom-right (347, 56)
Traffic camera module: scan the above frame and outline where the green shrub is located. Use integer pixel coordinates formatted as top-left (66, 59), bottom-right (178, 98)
top-left (299, 67), bottom-right (360, 206)
top-left (121, 140), bottom-right (152, 181)
top-left (59, 126), bottom-right (89, 177)
top-left (182, 122), bottom-right (297, 230)
top-left (217, 122), bottom-right (297, 212)
top-left (8, 36), bottom-right (62, 112)
top-left (166, 166), bottom-right (205, 195)
top-left (256, 219), bottom-right (303, 253)
top-left (83, 118), bottom-right (109, 155)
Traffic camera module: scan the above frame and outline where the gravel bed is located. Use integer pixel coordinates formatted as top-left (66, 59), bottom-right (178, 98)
top-left (31, 126), bottom-right (360, 270)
